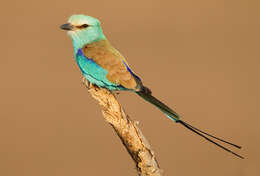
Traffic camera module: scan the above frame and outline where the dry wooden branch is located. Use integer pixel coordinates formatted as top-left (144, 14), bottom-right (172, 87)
top-left (82, 78), bottom-right (162, 176)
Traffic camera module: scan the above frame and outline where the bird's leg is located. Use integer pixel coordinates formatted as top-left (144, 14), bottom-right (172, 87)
top-left (82, 77), bottom-right (106, 91)
top-left (82, 77), bottom-right (119, 96)
top-left (82, 77), bottom-right (91, 89)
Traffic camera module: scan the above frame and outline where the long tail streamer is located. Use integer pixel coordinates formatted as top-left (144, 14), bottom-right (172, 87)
top-left (176, 120), bottom-right (243, 159)
top-left (137, 90), bottom-right (244, 159)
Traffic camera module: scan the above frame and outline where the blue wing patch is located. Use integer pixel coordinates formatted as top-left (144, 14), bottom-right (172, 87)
top-left (122, 60), bottom-right (141, 81)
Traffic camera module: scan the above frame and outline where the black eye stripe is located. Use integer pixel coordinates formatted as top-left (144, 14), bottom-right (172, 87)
top-left (77, 24), bottom-right (89, 29)
top-left (81, 24), bottom-right (89, 27)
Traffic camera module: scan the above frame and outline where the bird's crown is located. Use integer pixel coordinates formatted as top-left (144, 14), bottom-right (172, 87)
top-left (68, 14), bottom-right (100, 26)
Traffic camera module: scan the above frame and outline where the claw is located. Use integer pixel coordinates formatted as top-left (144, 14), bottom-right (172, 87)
top-left (82, 77), bottom-right (91, 89)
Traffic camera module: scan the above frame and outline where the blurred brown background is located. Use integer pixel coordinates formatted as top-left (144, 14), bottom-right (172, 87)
top-left (1, 0), bottom-right (259, 175)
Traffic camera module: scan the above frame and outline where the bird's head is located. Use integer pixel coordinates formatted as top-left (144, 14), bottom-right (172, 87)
top-left (60, 14), bottom-right (106, 50)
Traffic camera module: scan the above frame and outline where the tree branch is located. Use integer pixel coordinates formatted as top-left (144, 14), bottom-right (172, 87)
top-left (82, 78), bottom-right (162, 176)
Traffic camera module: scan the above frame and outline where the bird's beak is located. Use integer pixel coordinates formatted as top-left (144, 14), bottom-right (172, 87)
top-left (60, 23), bottom-right (74, 31)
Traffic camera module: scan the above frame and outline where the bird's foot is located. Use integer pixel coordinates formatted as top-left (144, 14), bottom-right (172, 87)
top-left (82, 77), bottom-right (91, 89)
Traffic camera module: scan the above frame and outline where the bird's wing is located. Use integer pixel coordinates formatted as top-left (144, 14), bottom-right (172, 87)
top-left (81, 40), bottom-right (142, 90)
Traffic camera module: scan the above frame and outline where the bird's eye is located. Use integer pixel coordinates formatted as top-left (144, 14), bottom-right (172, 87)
top-left (78, 24), bottom-right (89, 28)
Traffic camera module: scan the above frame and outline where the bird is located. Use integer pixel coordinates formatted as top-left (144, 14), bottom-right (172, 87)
top-left (60, 14), bottom-right (243, 159)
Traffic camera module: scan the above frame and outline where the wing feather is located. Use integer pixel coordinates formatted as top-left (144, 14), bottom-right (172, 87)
top-left (82, 40), bottom-right (142, 90)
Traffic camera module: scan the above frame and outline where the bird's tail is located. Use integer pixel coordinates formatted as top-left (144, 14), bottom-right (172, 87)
top-left (136, 90), bottom-right (244, 159)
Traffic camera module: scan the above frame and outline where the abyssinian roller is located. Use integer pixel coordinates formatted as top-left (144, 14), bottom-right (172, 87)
top-left (60, 14), bottom-right (243, 159)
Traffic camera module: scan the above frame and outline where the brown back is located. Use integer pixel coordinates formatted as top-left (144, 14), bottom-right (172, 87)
top-left (82, 40), bottom-right (141, 90)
